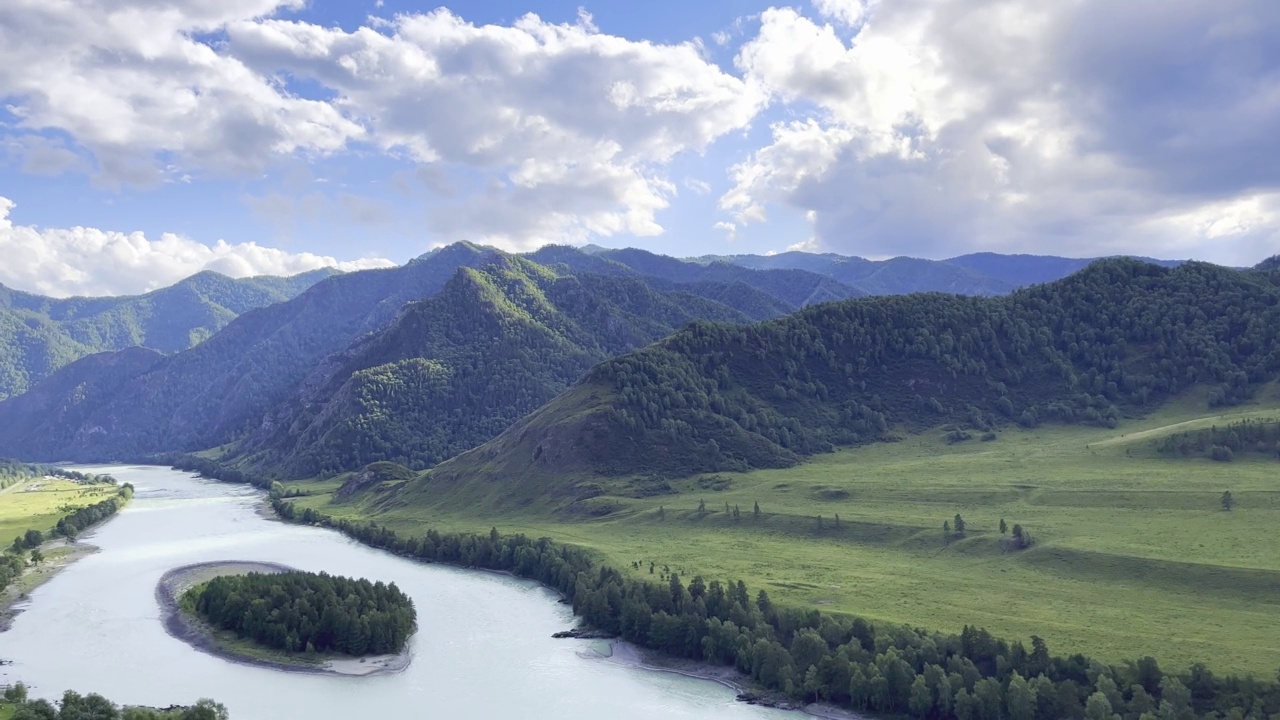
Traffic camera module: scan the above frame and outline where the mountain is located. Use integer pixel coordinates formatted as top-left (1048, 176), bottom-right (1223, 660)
top-left (0, 245), bottom-right (798, 468)
top-left (694, 250), bottom-right (1186, 296)
top-left (229, 256), bottom-right (759, 476)
top-left (0, 244), bottom-right (498, 460)
top-left (0, 268), bottom-right (338, 399)
top-left (540, 246), bottom-right (866, 308)
top-left (703, 252), bottom-right (1015, 296)
top-left (397, 259), bottom-right (1280, 506)
top-left (943, 252), bottom-right (1183, 287)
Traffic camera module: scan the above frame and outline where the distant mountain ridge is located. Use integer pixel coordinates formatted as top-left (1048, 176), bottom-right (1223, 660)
top-left (687, 250), bottom-right (1185, 296)
top-left (0, 269), bottom-right (338, 399)
top-left (0, 244), bottom-right (811, 467)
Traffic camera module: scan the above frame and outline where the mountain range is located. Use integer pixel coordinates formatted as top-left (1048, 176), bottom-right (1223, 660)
top-left (0, 245), bottom-right (1216, 478)
top-left (0, 268), bottom-right (337, 400)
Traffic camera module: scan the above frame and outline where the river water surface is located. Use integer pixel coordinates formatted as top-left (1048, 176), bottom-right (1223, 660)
top-left (1, 465), bottom-right (795, 719)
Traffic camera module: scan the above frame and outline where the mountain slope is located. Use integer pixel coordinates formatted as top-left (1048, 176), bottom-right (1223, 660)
top-left (708, 251), bottom-right (1015, 296)
top-left (559, 247), bottom-right (867, 308)
top-left (0, 244), bottom-right (498, 460)
top-left (228, 256), bottom-right (760, 476)
top-left (0, 268), bottom-right (337, 399)
top-left (403, 259), bottom-right (1280, 500)
top-left (0, 247), bottom-right (784, 468)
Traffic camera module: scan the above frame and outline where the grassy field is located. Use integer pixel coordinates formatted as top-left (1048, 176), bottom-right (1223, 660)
top-left (0, 477), bottom-right (117, 549)
top-left (288, 391), bottom-right (1280, 678)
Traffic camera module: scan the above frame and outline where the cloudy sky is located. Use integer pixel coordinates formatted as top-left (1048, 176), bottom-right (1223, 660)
top-left (0, 0), bottom-right (1276, 296)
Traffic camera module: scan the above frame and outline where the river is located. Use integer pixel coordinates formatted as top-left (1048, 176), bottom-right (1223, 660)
top-left (0, 465), bottom-right (798, 719)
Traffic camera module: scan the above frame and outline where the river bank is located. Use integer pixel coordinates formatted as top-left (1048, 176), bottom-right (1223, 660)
top-left (156, 561), bottom-right (412, 678)
top-left (0, 540), bottom-right (98, 634)
top-left (585, 640), bottom-right (865, 720)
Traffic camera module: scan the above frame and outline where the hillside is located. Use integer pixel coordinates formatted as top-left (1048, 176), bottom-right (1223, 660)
top-left (697, 249), bottom-right (1186, 295)
top-left (404, 259), bottom-right (1280, 493)
top-left (0, 269), bottom-right (336, 399)
top-left (230, 256), bottom-right (759, 476)
top-left (547, 246), bottom-right (866, 308)
top-left (0, 247), bottom-right (804, 465)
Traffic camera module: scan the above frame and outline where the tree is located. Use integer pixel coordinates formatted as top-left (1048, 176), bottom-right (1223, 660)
top-left (909, 674), bottom-right (934, 718)
top-left (1085, 691), bottom-right (1118, 720)
top-left (999, 518), bottom-right (1008, 534)
top-left (1221, 490), bottom-right (1235, 511)
top-left (29, 548), bottom-right (43, 565)
top-left (4, 682), bottom-right (27, 702)
top-left (943, 520), bottom-right (951, 540)
top-left (753, 501), bottom-right (761, 518)
top-left (953, 514), bottom-right (966, 535)
top-left (657, 505), bottom-right (665, 520)
top-left (1006, 672), bottom-right (1036, 720)
top-left (22, 529), bottom-right (41, 549)
top-left (697, 499), bottom-right (706, 515)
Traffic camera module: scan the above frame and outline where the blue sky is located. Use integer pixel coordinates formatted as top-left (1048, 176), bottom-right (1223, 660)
top-left (0, 0), bottom-right (1276, 295)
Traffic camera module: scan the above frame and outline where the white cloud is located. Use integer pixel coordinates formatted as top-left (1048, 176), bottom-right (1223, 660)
top-left (713, 220), bottom-right (738, 240)
top-left (812, 0), bottom-right (875, 28)
top-left (684, 178), bottom-right (712, 195)
top-left (0, 0), bottom-right (363, 186)
top-left (224, 9), bottom-right (765, 250)
top-left (0, 197), bottom-right (393, 297)
top-left (725, 0), bottom-right (1280, 263)
top-left (0, 3), bottom-right (763, 250)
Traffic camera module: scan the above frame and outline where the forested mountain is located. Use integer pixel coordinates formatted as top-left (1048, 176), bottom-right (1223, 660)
top-left (692, 249), bottom-right (1185, 296)
top-left (406, 259), bottom-right (1280, 499)
top-left (531, 245), bottom-right (864, 309)
top-left (223, 256), bottom-right (765, 476)
top-left (0, 246), bottom-right (799, 467)
top-left (0, 268), bottom-right (336, 399)
top-left (0, 244), bottom-right (500, 460)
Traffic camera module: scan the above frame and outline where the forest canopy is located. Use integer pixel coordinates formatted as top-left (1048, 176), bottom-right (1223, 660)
top-left (185, 571), bottom-right (416, 657)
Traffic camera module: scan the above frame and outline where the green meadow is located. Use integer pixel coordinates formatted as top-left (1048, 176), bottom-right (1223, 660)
top-left (288, 393), bottom-right (1280, 678)
top-left (0, 477), bottom-right (116, 549)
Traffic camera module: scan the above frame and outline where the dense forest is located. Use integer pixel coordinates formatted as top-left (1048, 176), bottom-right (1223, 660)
top-left (269, 495), bottom-right (1280, 720)
top-left (429, 259), bottom-right (1280, 480)
top-left (232, 256), bottom-right (772, 476)
top-left (1154, 419), bottom-right (1280, 461)
top-left (0, 269), bottom-right (334, 400)
top-left (187, 571), bottom-right (416, 656)
top-left (2, 684), bottom-right (226, 720)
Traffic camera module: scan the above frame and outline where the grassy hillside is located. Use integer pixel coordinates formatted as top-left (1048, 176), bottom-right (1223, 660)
top-left (288, 393), bottom-right (1280, 676)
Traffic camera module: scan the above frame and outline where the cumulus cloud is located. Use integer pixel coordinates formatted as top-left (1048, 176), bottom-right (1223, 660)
top-left (0, 3), bottom-right (763, 250)
top-left (0, 197), bottom-right (393, 297)
top-left (224, 9), bottom-right (764, 249)
top-left (725, 0), bottom-right (1280, 264)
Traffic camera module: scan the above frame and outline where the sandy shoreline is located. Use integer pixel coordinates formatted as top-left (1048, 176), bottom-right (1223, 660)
top-left (0, 540), bottom-right (99, 634)
top-left (156, 561), bottom-right (413, 678)
top-left (583, 640), bottom-right (865, 720)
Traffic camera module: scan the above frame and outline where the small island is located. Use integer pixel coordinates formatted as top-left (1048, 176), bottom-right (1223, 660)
top-left (158, 562), bottom-right (415, 676)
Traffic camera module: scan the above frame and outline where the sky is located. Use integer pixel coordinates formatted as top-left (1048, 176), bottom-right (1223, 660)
top-left (0, 0), bottom-right (1277, 296)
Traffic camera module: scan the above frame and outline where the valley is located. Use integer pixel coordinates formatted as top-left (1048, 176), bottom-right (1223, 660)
top-left (281, 393), bottom-right (1280, 677)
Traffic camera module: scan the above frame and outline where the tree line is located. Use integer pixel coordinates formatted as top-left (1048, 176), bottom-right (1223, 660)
top-left (3, 683), bottom-right (226, 719)
top-left (269, 493), bottom-right (1280, 720)
top-left (188, 571), bottom-right (416, 656)
top-left (1154, 419), bottom-right (1280, 461)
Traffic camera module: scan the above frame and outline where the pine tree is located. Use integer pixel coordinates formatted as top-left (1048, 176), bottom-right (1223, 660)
top-left (753, 501), bottom-right (761, 518)
top-left (954, 514), bottom-right (966, 535)
top-left (999, 518), bottom-right (1008, 534)
top-left (1221, 491), bottom-right (1235, 511)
